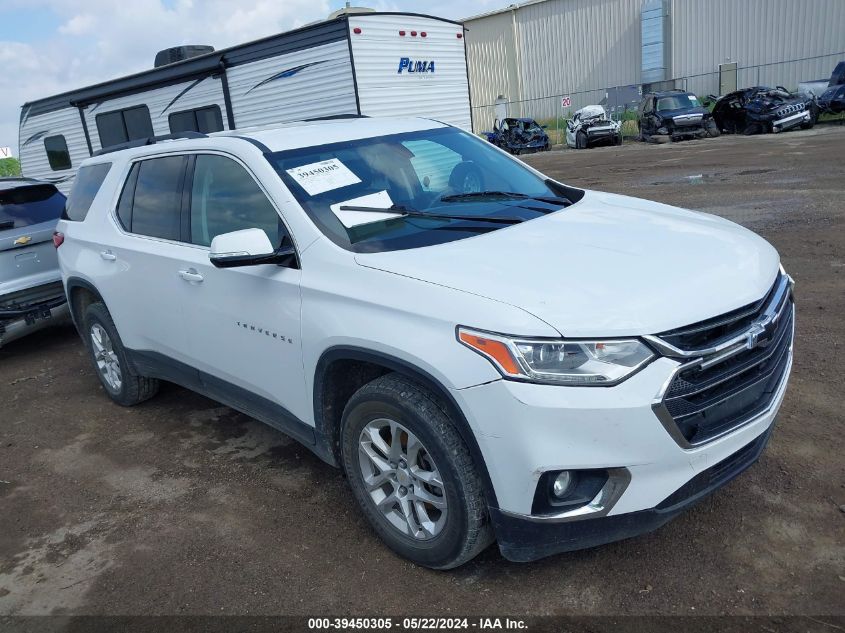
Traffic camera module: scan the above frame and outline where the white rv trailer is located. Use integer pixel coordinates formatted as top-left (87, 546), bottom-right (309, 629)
top-left (18, 12), bottom-right (471, 192)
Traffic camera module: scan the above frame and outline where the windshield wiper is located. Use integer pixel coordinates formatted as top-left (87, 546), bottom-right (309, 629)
top-left (439, 190), bottom-right (571, 205)
top-left (337, 204), bottom-right (526, 224)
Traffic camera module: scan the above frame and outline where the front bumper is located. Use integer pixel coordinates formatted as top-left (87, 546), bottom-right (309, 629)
top-left (771, 110), bottom-right (811, 132)
top-left (453, 343), bottom-right (792, 561)
top-left (490, 425), bottom-right (774, 562)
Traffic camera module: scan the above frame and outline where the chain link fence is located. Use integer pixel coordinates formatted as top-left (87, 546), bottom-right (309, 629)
top-left (470, 52), bottom-right (845, 145)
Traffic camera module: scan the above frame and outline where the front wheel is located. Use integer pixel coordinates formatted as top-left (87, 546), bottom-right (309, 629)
top-left (575, 130), bottom-right (588, 149)
top-left (341, 374), bottom-right (493, 569)
top-left (704, 119), bottom-right (721, 137)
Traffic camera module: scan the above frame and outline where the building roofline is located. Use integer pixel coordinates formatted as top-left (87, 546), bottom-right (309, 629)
top-left (461, 0), bottom-right (552, 23)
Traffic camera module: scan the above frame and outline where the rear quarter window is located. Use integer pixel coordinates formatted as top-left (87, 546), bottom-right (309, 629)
top-left (62, 163), bottom-right (112, 221)
top-left (0, 184), bottom-right (66, 230)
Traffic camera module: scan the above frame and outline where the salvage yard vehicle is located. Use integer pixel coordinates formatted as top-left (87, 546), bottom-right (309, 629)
top-left (56, 116), bottom-right (794, 568)
top-left (565, 105), bottom-right (622, 149)
top-left (799, 60), bottom-right (845, 99)
top-left (485, 118), bottom-right (551, 154)
top-left (711, 87), bottom-right (818, 135)
top-left (0, 178), bottom-right (69, 348)
top-left (818, 84), bottom-right (845, 115)
top-left (637, 90), bottom-right (719, 142)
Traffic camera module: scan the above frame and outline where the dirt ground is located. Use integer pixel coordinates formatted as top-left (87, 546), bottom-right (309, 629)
top-left (1, 125), bottom-right (843, 618)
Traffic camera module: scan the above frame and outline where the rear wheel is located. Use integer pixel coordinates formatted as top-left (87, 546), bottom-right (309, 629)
top-left (83, 302), bottom-right (159, 406)
top-left (341, 374), bottom-right (493, 569)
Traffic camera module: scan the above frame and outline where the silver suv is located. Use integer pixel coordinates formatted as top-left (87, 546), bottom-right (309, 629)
top-left (0, 178), bottom-right (69, 347)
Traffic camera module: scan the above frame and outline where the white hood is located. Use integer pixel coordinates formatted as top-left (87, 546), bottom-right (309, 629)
top-left (354, 191), bottom-right (780, 337)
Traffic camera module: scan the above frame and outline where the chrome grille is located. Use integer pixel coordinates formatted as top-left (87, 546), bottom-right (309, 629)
top-left (776, 103), bottom-right (804, 118)
top-left (650, 273), bottom-right (794, 447)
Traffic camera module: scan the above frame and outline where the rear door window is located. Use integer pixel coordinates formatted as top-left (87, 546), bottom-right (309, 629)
top-left (0, 184), bottom-right (66, 231)
top-left (63, 163), bottom-right (112, 221)
top-left (126, 156), bottom-right (187, 240)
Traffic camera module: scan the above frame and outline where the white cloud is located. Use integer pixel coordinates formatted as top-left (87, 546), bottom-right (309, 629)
top-left (0, 0), bottom-right (488, 155)
top-left (57, 13), bottom-right (95, 36)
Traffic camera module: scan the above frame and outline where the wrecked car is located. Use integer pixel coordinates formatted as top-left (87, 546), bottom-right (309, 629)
top-left (565, 105), bottom-right (622, 149)
top-left (485, 118), bottom-right (551, 154)
top-left (818, 84), bottom-right (845, 115)
top-left (711, 87), bottom-right (819, 135)
top-left (1, 178), bottom-right (69, 348)
top-left (637, 90), bottom-right (719, 142)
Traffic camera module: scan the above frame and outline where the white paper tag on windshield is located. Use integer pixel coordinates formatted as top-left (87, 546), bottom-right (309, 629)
top-left (286, 158), bottom-right (361, 196)
top-left (330, 191), bottom-right (400, 228)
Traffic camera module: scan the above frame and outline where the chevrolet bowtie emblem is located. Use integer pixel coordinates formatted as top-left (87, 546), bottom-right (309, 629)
top-left (14, 235), bottom-right (32, 246)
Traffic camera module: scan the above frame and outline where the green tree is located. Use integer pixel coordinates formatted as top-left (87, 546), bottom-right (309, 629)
top-left (0, 157), bottom-right (22, 177)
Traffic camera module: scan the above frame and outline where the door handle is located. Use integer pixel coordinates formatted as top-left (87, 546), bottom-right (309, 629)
top-left (100, 250), bottom-right (117, 262)
top-left (178, 269), bottom-right (204, 283)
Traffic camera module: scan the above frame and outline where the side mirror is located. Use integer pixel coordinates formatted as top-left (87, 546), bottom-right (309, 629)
top-left (209, 228), bottom-right (297, 269)
top-left (541, 124), bottom-right (548, 129)
top-left (493, 119), bottom-right (500, 131)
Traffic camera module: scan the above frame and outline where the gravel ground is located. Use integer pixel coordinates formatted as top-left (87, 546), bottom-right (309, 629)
top-left (1, 125), bottom-right (843, 618)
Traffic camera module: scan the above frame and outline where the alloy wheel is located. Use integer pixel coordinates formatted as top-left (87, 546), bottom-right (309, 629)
top-left (357, 418), bottom-right (448, 540)
top-left (90, 323), bottom-right (122, 391)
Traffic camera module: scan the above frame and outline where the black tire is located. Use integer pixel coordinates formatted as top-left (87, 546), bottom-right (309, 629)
top-left (575, 130), bottom-right (588, 149)
top-left (83, 302), bottom-right (159, 406)
top-left (704, 118), bottom-right (721, 138)
top-left (613, 133), bottom-right (623, 146)
top-left (651, 134), bottom-right (671, 144)
top-left (340, 373), bottom-right (493, 569)
top-left (743, 123), bottom-right (763, 135)
top-left (704, 119), bottom-right (722, 138)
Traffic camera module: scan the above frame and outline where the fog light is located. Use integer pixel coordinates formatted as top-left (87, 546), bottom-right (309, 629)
top-left (552, 471), bottom-right (573, 498)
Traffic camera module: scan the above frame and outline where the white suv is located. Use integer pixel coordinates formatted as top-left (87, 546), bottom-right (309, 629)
top-left (56, 117), bottom-right (794, 568)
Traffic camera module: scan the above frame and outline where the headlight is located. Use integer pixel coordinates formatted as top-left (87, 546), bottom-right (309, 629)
top-left (457, 327), bottom-right (654, 386)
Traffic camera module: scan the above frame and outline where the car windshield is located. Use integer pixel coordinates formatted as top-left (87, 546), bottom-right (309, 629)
top-left (267, 126), bottom-right (574, 253)
top-left (656, 94), bottom-right (699, 111)
top-left (0, 184), bottom-right (65, 232)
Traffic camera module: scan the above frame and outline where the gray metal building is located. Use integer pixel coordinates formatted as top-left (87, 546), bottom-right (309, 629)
top-left (463, 0), bottom-right (845, 131)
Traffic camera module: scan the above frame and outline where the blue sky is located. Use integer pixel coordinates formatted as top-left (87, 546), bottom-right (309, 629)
top-left (0, 0), bottom-right (494, 153)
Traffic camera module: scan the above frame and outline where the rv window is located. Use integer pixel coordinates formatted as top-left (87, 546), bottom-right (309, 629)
top-left (128, 156), bottom-right (186, 241)
top-left (169, 106), bottom-right (224, 135)
top-left (63, 163), bottom-right (111, 221)
top-left (44, 135), bottom-right (72, 171)
top-left (95, 105), bottom-right (154, 148)
top-left (189, 154), bottom-right (282, 247)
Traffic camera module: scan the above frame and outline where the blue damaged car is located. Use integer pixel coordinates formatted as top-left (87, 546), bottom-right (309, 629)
top-left (484, 118), bottom-right (551, 154)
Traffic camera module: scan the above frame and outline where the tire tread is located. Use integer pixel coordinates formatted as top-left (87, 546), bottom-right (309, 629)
top-left (342, 373), bottom-right (493, 569)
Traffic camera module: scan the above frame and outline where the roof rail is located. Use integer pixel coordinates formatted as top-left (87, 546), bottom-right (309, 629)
top-left (93, 131), bottom-right (208, 156)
